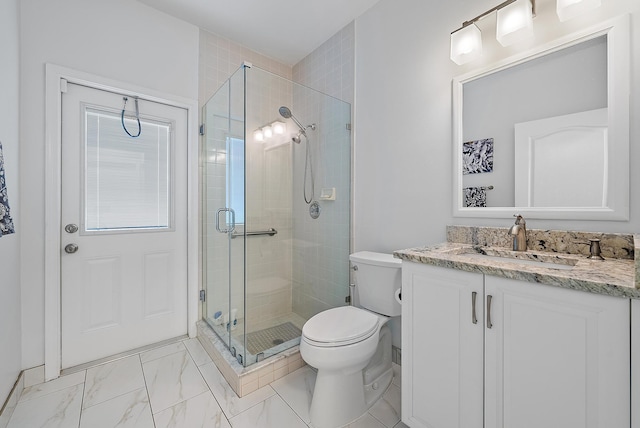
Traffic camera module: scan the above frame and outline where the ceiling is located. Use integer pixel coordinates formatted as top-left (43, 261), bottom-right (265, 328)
top-left (137, 0), bottom-right (382, 66)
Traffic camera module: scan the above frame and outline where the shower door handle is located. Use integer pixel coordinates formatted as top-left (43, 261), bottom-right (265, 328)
top-left (215, 208), bottom-right (236, 234)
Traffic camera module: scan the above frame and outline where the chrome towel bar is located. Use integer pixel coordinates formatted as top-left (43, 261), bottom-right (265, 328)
top-left (231, 228), bottom-right (278, 238)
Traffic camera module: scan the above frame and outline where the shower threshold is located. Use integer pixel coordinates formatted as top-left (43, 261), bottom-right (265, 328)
top-left (197, 317), bottom-right (306, 397)
top-left (208, 318), bottom-right (301, 365)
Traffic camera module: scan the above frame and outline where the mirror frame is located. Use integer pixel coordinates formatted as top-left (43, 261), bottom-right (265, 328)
top-left (452, 15), bottom-right (630, 220)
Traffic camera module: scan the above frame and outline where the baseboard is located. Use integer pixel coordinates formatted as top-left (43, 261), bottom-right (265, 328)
top-left (392, 345), bottom-right (402, 365)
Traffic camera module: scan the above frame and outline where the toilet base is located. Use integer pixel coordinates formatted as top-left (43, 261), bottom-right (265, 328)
top-left (310, 368), bottom-right (368, 428)
top-left (364, 366), bottom-right (393, 409)
top-left (308, 325), bottom-right (394, 428)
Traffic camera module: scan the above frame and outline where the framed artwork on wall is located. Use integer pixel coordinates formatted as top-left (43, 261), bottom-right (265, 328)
top-left (462, 138), bottom-right (493, 175)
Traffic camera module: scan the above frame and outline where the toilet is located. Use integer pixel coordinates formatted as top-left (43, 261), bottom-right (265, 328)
top-left (300, 251), bottom-right (402, 428)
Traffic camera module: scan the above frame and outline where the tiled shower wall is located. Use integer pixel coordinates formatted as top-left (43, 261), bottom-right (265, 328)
top-left (198, 30), bottom-right (292, 108)
top-left (293, 22), bottom-right (355, 106)
top-left (290, 23), bottom-right (355, 319)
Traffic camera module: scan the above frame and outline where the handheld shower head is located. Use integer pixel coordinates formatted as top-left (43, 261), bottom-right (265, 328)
top-left (279, 106), bottom-right (309, 135)
top-left (280, 106), bottom-right (316, 204)
top-left (278, 106), bottom-right (292, 119)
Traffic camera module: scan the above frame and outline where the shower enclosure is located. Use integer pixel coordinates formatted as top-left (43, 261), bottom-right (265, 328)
top-left (202, 64), bottom-right (351, 367)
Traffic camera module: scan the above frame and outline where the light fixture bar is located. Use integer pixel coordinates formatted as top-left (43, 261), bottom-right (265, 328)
top-left (451, 0), bottom-right (536, 64)
top-left (457, 0), bottom-right (536, 29)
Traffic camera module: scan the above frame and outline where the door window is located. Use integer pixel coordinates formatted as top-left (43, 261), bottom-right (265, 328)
top-left (84, 107), bottom-right (172, 232)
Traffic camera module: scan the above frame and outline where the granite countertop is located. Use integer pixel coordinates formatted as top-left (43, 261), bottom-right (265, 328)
top-left (394, 242), bottom-right (640, 300)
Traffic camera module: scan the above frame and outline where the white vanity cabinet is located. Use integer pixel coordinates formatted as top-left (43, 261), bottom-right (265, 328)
top-left (401, 263), bottom-right (484, 428)
top-left (401, 261), bottom-right (631, 428)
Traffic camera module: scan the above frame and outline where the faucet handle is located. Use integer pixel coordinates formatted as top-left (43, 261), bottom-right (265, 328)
top-left (513, 214), bottom-right (526, 225)
top-left (587, 238), bottom-right (605, 260)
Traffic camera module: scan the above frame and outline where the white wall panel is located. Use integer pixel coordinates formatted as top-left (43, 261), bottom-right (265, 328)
top-left (19, 0), bottom-right (199, 369)
top-left (0, 0), bottom-right (22, 405)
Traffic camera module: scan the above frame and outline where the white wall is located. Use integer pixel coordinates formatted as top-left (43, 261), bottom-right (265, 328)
top-left (19, 0), bottom-right (199, 369)
top-left (0, 0), bottom-right (22, 404)
top-left (354, 0), bottom-right (640, 255)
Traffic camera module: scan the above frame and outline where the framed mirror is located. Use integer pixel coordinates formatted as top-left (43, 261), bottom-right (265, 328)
top-left (452, 15), bottom-right (629, 220)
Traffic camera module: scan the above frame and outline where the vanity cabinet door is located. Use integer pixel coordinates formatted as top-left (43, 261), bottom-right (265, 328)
top-left (484, 276), bottom-right (630, 428)
top-left (401, 262), bottom-right (484, 428)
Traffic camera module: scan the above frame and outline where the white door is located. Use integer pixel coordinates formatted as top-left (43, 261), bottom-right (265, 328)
top-left (401, 262), bottom-right (484, 428)
top-left (60, 82), bottom-right (188, 368)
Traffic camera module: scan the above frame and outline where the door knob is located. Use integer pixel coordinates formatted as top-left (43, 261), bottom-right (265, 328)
top-left (65, 224), bottom-right (79, 233)
top-left (64, 243), bottom-right (79, 254)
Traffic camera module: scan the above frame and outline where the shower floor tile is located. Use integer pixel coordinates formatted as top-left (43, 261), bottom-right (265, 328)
top-left (241, 322), bottom-right (302, 355)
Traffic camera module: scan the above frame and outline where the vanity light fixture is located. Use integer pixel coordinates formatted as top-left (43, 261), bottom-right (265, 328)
top-left (272, 121), bottom-right (286, 135)
top-left (556, 0), bottom-right (601, 22)
top-left (450, 0), bottom-right (536, 65)
top-left (253, 120), bottom-right (287, 143)
top-left (450, 23), bottom-right (483, 65)
top-left (496, 0), bottom-right (534, 46)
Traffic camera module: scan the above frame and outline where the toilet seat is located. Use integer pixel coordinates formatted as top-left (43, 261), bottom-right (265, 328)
top-left (302, 306), bottom-right (380, 347)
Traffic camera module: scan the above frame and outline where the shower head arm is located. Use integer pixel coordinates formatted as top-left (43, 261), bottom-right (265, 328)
top-left (289, 114), bottom-right (308, 135)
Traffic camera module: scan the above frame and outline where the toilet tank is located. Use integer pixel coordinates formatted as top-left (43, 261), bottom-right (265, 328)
top-left (350, 251), bottom-right (402, 317)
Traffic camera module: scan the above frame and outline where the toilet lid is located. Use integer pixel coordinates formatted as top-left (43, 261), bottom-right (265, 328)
top-left (302, 306), bottom-right (380, 346)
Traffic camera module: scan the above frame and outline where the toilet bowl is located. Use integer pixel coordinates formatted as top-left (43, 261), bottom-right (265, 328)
top-left (300, 251), bottom-right (401, 428)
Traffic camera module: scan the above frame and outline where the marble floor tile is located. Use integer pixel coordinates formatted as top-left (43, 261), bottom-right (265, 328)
top-left (19, 370), bottom-right (85, 403)
top-left (7, 336), bottom-right (404, 428)
top-left (198, 362), bottom-right (276, 419)
top-left (345, 413), bottom-right (387, 428)
top-left (79, 387), bottom-right (153, 428)
top-left (183, 338), bottom-right (213, 366)
top-left (153, 391), bottom-right (231, 428)
top-left (8, 384), bottom-right (83, 428)
top-left (270, 366), bottom-right (315, 423)
top-left (142, 349), bottom-right (209, 414)
top-left (228, 394), bottom-right (307, 428)
top-left (0, 374), bottom-right (23, 428)
top-left (368, 383), bottom-right (401, 428)
top-left (140, 341), bottom-right (186, 364)
top-left (83, 355), bottom-right (145, 409)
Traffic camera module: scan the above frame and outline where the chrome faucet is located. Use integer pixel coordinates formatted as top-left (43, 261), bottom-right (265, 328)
top-left (509, 215), bottom-right (527, 252)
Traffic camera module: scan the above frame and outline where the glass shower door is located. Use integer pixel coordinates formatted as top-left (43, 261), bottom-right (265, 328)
top-left (202, 63), bottom-right (352, 368)
top-left (202, 66), bottom-right (246, 359)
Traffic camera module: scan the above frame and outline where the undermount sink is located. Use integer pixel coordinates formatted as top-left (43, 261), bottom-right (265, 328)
top-left (449, 247), bottom-right (579, 271)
